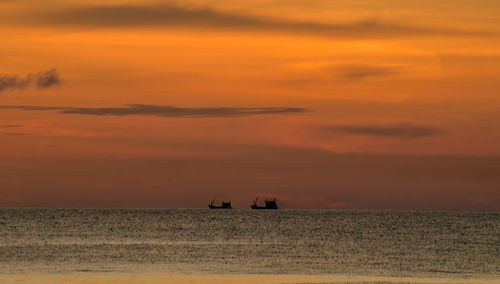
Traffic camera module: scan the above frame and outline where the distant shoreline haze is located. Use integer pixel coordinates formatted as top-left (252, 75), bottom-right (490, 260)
top-left (0, 152), bottom-right (499, 211)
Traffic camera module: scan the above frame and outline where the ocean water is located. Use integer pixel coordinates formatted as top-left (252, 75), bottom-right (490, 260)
top-left (0, 209), bottom-right (498, 282)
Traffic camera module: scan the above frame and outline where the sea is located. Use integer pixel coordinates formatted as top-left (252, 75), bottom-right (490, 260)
top-left (0, 209), bottom-right (498, 283)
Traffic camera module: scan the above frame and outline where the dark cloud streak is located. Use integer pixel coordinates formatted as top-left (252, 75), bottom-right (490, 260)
top-left (0, 105), bottom-right (66, 111)
top-left (3, 132), bottom-right (28, 136)
top-left (336, 65), bottom-right (400, 80)
top-left (325, 123), bottom-right (444, 138)
top-left (27, 4), bottom-right (490, 38)
top-left (0, 104), bottom-right (308, 118)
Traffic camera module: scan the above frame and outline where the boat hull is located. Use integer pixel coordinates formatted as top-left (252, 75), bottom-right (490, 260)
top-left (250, 205), bottom-right (277, 209)
top-left (208, 205), bottom-right (232, 209)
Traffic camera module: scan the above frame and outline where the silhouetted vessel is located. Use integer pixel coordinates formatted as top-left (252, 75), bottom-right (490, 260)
top-left (208, 200), bottom-right (232, 209)
top-left (250, 198), bottom-right (278, 209)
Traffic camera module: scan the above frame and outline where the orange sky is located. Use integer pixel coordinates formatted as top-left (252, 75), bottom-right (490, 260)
top-left (0, 0), bottom-right (499, 210)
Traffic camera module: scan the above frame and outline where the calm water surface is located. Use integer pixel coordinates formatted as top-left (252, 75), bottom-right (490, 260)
top-left (0, 209), bottom-right (498, 279)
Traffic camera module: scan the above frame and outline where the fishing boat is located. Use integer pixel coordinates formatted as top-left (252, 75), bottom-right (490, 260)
top-left (250, 198), bottom-right (278, 209)
top-left (208, 200), bottom-right (232, 209)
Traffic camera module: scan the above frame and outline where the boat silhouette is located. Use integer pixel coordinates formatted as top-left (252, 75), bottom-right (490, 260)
top-left (208, 199), bottom-right (232, 209)
top-left (250, 198), bottom-right (278, 209)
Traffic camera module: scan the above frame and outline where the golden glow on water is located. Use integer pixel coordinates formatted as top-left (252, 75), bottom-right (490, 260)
top-left (0, 273), bottom-right (498, 284)
top-left (1, 209), bottom-right (498, 278)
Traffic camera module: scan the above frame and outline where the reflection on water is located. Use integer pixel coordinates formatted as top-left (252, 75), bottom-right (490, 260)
top-left (1, 273), bottom-right (499, 284)
top-left (0, 209), bottom-right (498, 279)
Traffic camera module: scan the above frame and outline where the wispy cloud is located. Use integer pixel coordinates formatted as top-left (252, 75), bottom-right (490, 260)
top-left (3, 132), bottom-right (28, 136)
top-left (0, 105), bottom-right (65, 111)
top-left (0, 124), bottom-right (23, 128)
top-left (283, 64), bottom-right (402, 86)
top-left (0, 69), bottom-right (61, 92)
top-left (22, 4), bottom-right (490, 38)
top-left (336, 65), bottom-right (400, 80)
top-left (325, 123), bottom-right (444, 138)
top-left (0, 104), bottom-right (307, 118)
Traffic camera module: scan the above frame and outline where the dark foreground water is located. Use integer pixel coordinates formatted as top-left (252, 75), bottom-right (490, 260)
top-left (0, 209), bottom-right (498, 279)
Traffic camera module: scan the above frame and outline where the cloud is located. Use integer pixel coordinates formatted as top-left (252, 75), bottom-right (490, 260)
top-left (0, 124), bottom-right (23, 128)
top-left (0, 69), bottom-right (61, 92)
top-left (0, 105), bottom-right (65, 111)
top-left (34, 69), bottom-right (61, 88)
top-left (24, 4), bottom-right (490, 38)
top-left (325, 123), bottom-right (444, 138)
top-left (3, 132), bottom-right (28, 136)
top-left (0, 104), bottom-right (307, 118)
top-left (336, 65), bottom-right (400, 80)
top-left (0, 75), bottom-right (30, 91)
top-left (283, 64), bottom-right (402, 85)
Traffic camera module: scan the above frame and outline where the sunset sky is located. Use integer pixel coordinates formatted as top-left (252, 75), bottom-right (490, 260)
top-left (1, 0), bottom-right (499, 210)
